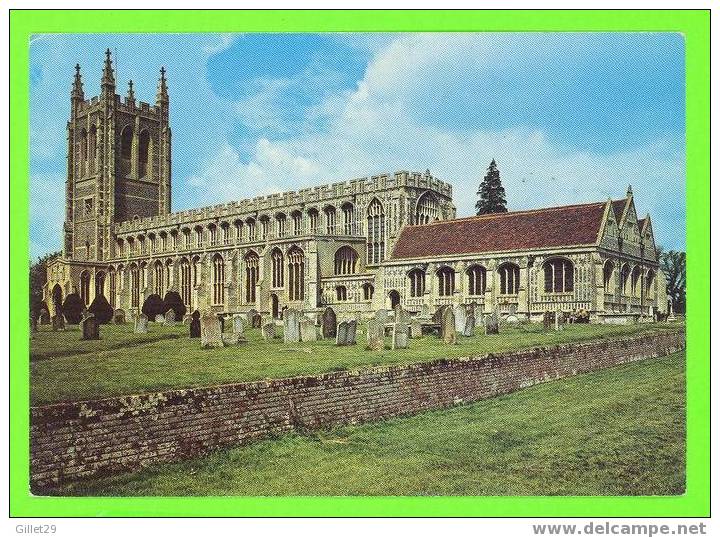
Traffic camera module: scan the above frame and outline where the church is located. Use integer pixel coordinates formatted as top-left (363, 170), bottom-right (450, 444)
top-left (44, 51), bottom-right (667, 323)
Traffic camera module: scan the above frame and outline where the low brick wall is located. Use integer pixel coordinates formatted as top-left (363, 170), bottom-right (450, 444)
top-left (31, 329), bottom-right (685, 492)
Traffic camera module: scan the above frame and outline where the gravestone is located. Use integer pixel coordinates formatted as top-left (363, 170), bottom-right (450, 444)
top-left (463, 313), bottom-right (475, 337)
top-left (113, 309), bottom-right (126, 324)
top-left (543, 311), bottom-right (555, 330)
top-left (261, 322), bottom-right (276, 340)
top-left (432, 306), bottom-right (447, 324)
top-left (39, 310), bottom-right (50, 325)
top-left (453, 304), bottom-right (467, 333)
top-left (183, 314), bottom-right (193, 325)
top-left (164, 309), bottom-right (176, 326)
top-left (375, 308), bottom-right (389, 326)
top-left (336, 321), bottom-right (350, 346)
top-left (366, 319), bottom-right (384, 350)
top-left (189, 317), bottom-right (201, 338)
top-left (299, 318), bottom-right (317, 342)
top-left (505, 314), bottom-right (520, 324)
top-left (508, 303), bottom-right (518, 315)
top-left (420, 303), bottom-right (432, 319)
top-left (409, 319), bottom-right (423, 339)
top-left (232, 314), bottom-right (245, 335)
top-left (154, 313), bottom-right (165, 324)
top-left (440, 307), bottom-right (456, 344)
top-left (200, 310), bottom-right (224, 348)
top-left (247, 309), bottom-right (258, 325)
top-left (251, 313), bottom-right (262, 328)
top-left (81, 314), bottom-right (100, 340)
top-left (485, 311), bottom-right (500, 335)
top-left (346, 320), bottom-right (357, 345)
top-left (284, 309), bottom-right (301, 343)
top-left (134, 314), bottom-right (149, 334)
top-left (391, 322), bottom-right (409, 350)
top-left (216, 315), bottom-right (225, 332)
top-left (322, 307), bottom-right (337, 339)
top-left (394, 306), bottom-right (411, 324)
top-left (222, 333), bottom-right (246, 345)
top-left (52, 314), bottom-right (65, 331)
top-left (555, 311), bottom-right (566, 331)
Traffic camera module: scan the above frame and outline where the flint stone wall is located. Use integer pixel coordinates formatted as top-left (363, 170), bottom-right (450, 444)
top-left (30, 329), bottom-right (685, 492)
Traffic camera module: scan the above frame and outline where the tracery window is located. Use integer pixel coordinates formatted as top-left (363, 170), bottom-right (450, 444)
top-left (543, 258), bottom-right (574, 293)
top-left (436, 267), bottom-right (455, 297)
top-left (408, 269), bottom-right (426, 298)
top-left (467, 265), bottom-right (487, 296)
top-left (245, 251), bottom-right (259, 303)
top-left (498, 263), bottom-right (520, 295)
top-left (212, 254), bottom-right (225, 305)
top-left (366, 198), bottom-right (385, 265)
top-left (334, 246), bottom-right (359, 275)
top-left (271, 248), bottom-right (284, 288)
top-left (288, 247), bottom-right (305, 301)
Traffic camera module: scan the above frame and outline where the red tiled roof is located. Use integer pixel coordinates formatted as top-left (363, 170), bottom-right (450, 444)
top-left (391, 201), bottom-right (610, 260)
top-left (612, 198), bottom-right (627, 222)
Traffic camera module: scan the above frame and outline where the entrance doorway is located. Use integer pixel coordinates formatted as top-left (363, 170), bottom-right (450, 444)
top-left (51, 284), bottom-right (63, 311)
top-left (388, 290), bottom-right (400, 309)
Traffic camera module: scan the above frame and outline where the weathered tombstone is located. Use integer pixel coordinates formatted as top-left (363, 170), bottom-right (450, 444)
top-left (505, 314), bottom-right (520, 324)
top-left (366, 319), bottom-right (385, 350)
top-left (164, 309), bottom-right (176, 326)
top-left (154, 313), bottom-right (165, 325)
top-left (299, 318), bottom-right (317, 342)
top-left (39, 310), bottom-right (50, 325)
top-left (189, 317), bottom-right (201, 338)
top-left (432, 306), bottom-right (446, 324)
top-left (542, 311), bottom-right (555, 330)
top-left (463, 313), bottom-right (475, 337)
top-left (113, 308), bottom-right (126, 324)
top-left (262, 322), bottom-right (276, 340)
top-left (134, 313), bottom-right (149, 334)
top-left (222, 333), bottom-right (246, 345)
top-left (391, 322), bottom-right (409, 349)
top-left (322, 307), bottom-right (337, 338)
top-left (555, 311), bottom-right (566, 331)
top-left (485, 311), bottom-right (500, 335)
top-left (453, 304), bottom-right (467, 333)
top-left (346, 320), bottom-right (357, 345)
top-left (420, 303), bottom-right (432, 319)
top-left (440, 307), bottom-right (457, 344)
top-left (336, 320), bottom-right (349, 346)
top-left (252, 313), bottom-right (262, 328)
top-left (284, 309), bottom-right (301, 343)
top-left (232, 314), bottom-right (245, 335)
top-left (200, 310), bottom-right (224, 348)
top-left (183, 314), bottom-right (193, 325)
top-left (81, 314), bottom-right (100, 340)
top-left (52, 314), bottom-right (65, 331)
top-left (508, 303), bottom-right (518, 315)
top-left (375, 308), bottom-right (389, 326)
top-left (216, 315), bottom-right (226, 332)
top-left (394, 305), bottom-right (411, 324)
top-left (410, 319), bottom-right (423, 339)
top-left (247, 309), bottom-right (258, 325)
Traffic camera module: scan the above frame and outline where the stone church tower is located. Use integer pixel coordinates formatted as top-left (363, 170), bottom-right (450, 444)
top-left (64, 49), bottom-right (171, 263)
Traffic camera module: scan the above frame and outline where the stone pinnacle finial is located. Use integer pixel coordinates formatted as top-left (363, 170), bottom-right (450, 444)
top-left (71, 63), bottom-right (84, 101)
top-left (627, 184), bottom-right (633, 197)
top-left (156, 66), bottom-right (169, 105)
top-left (127, 80), bottom-right (135, 102)
top-left (101, 48), bottom-right (115, 92)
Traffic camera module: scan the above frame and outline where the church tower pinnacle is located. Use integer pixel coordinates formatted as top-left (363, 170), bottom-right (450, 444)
top-left (101, 48), bottom-right (115, 97)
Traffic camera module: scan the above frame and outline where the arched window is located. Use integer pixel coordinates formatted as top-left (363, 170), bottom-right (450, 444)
top-left (129, 264), bottom-right (140, 308)
top-left (148, 233), bottom-right (156, 253)
top-left (467, 265), bottom-right (486, 296)
top-left (341, 202), bottom-right (356, 235)
top-left (79, 270), bottom-right (91, 305)
top-left (543, 258), bottom-right (574, 293)
top-left (408, 269), bottom-right (426, 297)
top-left (291, 210), bottom-right (302, 235)
top-left (334, 246), bottom-right (359, 275)
top-left (180, 258), bottom-right (191, 306)
top-left (194, 226), bottom-right (204, 247)
top-left (324, 206), bottom-right (337, 235)
top-left (192, 256), bottom-right (200, 287)
top-left (89, 125), bottom-right (97, 172)
top-left (367, 198), bottom-right (385, 265)
top-left (159, 231), bottom-right (168, 252)
top-left (138, 130), bottom-right (151, 179)
top-left (259, 216), bottom-right (270, 240)
top-left (246, 218), bottom-right (256, 241)
top-left (498, 263), bottom-right (520, 295)
top-left (620, 263), bottom-right (631, 295)
top-left (603, 260), bottom-right (615, 293)
top-left (79, 128), bottom-right (88, 166)
top-left (415, 191), bottom-right (439, 224)
top-left (276, 213), bottom-right (287, 237)
top-left (233, 220), bottom-right (243, 242)
top-left (288, 246), bottom-right (305, 301)
top-left (308, 208), bottom-right (319, 234)
top-left (117, 238), bottom-right (125, 256)
top-left (336, 285), bottom-right (347, 301)
top-left (181, 228), bottom-right (190, 249)
top-left (220, 222), bottom-right (230, 244)
top-left (631, 265), bottom-right (642, 297)
top-left (208, 223), bottom-right (218, 245)
top-left (153, 261), bottom-right (164, 297)
top-left (108, 268), bottom-right (116, 307)
top-left (212, 254), bottom-right (225, 305)
top-left (646, 269), bottom-right (656, 299)
top-left (165, 259), bottom-right (173, 290)
top-left (245, 251), bottom-right (259, 303)
top-left (436, 267), bottom-right (455, 297)
top-left (170, 229), bottom-right (178, 250)
top-left (271, 248), bottom-right (284, 288)
top-left (120, 126), bottom-right (133, 159)
top-left (95, 271), bottom-right (105, 298)
top-left (363, 283), bottom-right (374, 301)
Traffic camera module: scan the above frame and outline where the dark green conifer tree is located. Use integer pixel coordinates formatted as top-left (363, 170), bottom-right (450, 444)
top-left (475, 159), bottom-right (508, 215)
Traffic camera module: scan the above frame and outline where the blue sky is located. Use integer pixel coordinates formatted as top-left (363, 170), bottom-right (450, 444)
top-left (29, 32), bottom-right (685, 259)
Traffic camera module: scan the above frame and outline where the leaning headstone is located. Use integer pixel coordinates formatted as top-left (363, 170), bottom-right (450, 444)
top-left (440, 307), bottom-right (457, 344)
top-left (251, 313), bottom-right (262, 328)
top-left (39, 310), bottom-right (50, 325)
top-left (134, 313), bottom-right (149, 334)
top-left (485, 311), bottom-right (499, 335)
top-left (453, 304), bottom-right (467, 333)
top-left (81, 314), bottom-right (100, 340)
top-left (322, 307), bottom-right (337, 338)
top-left (261, 322), bottom-right (276, 340)
top-left (391, 322), bottom-right (409, 349)
top-left (410, 319), bottom-right (423, 339)
top-left (113, 309), bottom-right (126, 324)
top-left (346, 320), bottom-right (357, 345)
top-left (164, 309), bottom-right (176, 326)
top-left (336, 320), bottom-right (350, 346)
top-left (189, 317), bottom-right (201, 338)
top-left (154, 313), bottom-right (165, 324)
top-left (232, 314), bottom-right (245, 335)
top-left (284, 308), bottom-right (301, 343)
top-left (366, 319), bottom-right (384, 350)
top-left (542, 311), bottom-right (555, 330)
top-left (200, 310), bottom-right (224, 348)
top-left (555, 311), bottom-right (566, 331)
top-left (463, 313), bottom-right (475, 337)
top-left (299, 318), bottom-right (317, 342)
top-left (247, 309), bottom-right (258, 325)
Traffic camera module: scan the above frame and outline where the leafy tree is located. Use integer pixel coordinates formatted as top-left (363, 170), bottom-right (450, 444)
top-left (88, 294), bottom-right (113, 324)
top-left (660, 250), bottom-right (686, 313)
top-left (142, 294), bottom-right (166, 321)
top-left (29, 252), bottom-right (61, 320)
top-left (476, 159), bottom-right (508, 215)
top-left (163, 291), bottom-right (187, 319)
top-left (62, 293), bottom-right (85, 324)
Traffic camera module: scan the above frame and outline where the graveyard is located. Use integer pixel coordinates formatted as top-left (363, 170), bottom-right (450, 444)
top-left (30, 309), bottom-right (682, 405)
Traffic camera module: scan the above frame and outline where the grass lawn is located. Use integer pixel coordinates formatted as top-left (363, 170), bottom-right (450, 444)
top-left (30, 321), bottom-right (682, 405)
top-left (64, 351), bottom-right (686, 496)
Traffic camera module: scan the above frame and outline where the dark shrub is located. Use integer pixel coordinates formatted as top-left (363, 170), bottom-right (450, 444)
top-left (142, 294), bottom-right (166, 321)
top-left (62, 293), bottom-right (85, 324)
top-left (88, 294), bottom-right (113, 324)
top-left (30, 298), bottom-right (48, 322)
top-left (163, 291), bottom-right (187, 319)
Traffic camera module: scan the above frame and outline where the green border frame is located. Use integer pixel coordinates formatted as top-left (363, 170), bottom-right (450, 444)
top-left (10, 9), bottom-right (710, 517)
